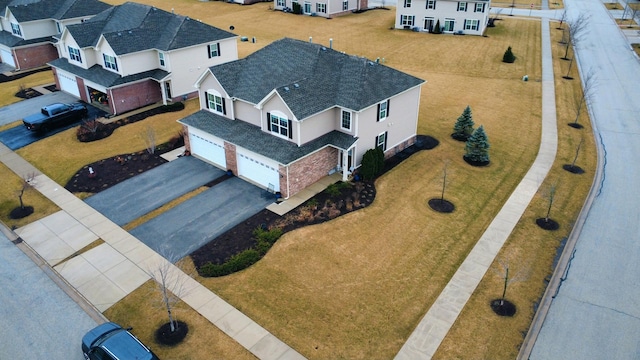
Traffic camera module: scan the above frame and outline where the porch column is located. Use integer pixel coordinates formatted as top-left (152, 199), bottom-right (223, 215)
top-left (341, 149), bottom-right (348, 182)
top-left (160, 80), bottom-right (168, 105)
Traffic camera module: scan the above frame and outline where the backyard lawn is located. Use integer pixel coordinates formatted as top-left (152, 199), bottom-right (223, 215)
top-left (2, 1), bottom-right (598, 359)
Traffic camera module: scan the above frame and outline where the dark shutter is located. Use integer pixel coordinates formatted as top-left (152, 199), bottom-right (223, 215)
top-left (384, 131), bottom-right (388, 151)
top-left (288, 119), bottom-right (293, 139)
top-left (222, 98), bottom-right (226, 115)
top-left (433, 0), bottom-right (436, 9)
top-left (386, 99), bottom-right (390, 117)
top-left (216, 43), bottom-right (221, 57)
top-left (267, 112), bottom-right (271, 131)
top-left (377, 103), bottom-right (381, 122)
top-left (207, 45), bottom-right (212, 59)
top-left (114, 58), bottom-right (118, 71)
top-left (205, 92), bottom-right (209, 108)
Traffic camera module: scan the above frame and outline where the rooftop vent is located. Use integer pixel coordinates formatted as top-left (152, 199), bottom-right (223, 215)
top-left (321, 46), bottom-right (326, 51)
top-left (294, 83), bottom-right (300, 88)
top-left (284, 86), bottom-right (290, 91)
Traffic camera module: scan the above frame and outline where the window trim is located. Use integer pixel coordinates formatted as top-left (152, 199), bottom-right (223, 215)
top-left (444, 18), bottom-right (455, 32)
top-left (377, 99), bottom-right (390, 121)
top-left (10, 23), bottom-right (22, 36)
top-left (205, 90), bottom-right (226, 115)
top-left (103, 54), bottom-right (118, 71)
top-left (341, 110), bottom-right (352, 131)
top-left (68, 46), bottom-right (82, 63)
top-left (277, 0), bottom-right (286, 6)
top-left (342, 0), bottom-right (348, 10)
top-left (267, 111), bottom-right (292, 139)
top-left (316, 2), bottom-right (326, 13)
top-left (376, 132), bottom-right (388, 151)
top-left (158, 52), bottom-right (166, 67)
top-left (457, 1), bottom-right (467, 11)
top-left (400, 15), bottom-right (415, 27)
top-left (426, 0), bottom-right (436, 9)
top-left (475, 2), bottom-right (485, 12)
top-left (464, 19), bottom-right (479, 30)
top-left (404, 0), bottom-right (411, 8)
top-left (208, 43), bottom-right (220, 58)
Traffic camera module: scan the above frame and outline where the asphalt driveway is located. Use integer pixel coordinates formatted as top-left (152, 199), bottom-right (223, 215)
top-left (0, 92), bottom-right (106, 150)
top-left (85, 156), bottom-right (224, 226)
top-left (129, 177), bottom-right (272, 261)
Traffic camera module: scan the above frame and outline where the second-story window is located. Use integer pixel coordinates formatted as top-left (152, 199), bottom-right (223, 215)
top-left (426, 0), bottom-right (436, 9)
top-left (103, 54), bottom-right (118, 71)
top-left (377, 99), bottom-right (390, 121)
top-left (475, 2), bottom-right (485, 12)
top-left (11, 23), bottom-right (22, 36)
top-left (206, 91), bottom-right (226, 114)
top-left (268, 112), bottom-right (291, 139)
top-left (159, 52), bottom-right (166, 67)
top-left (457, 2), bottom-right (467, 11)
top-left (341, 110), bottom-right (352, 130)
top-left (68, 47), bottom-right (82, 63)
top-left (208, 43), bottom-right (220, 58)
top-left (404, 0), bottom-right (411, 7)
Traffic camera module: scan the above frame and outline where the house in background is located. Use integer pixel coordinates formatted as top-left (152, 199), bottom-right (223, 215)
top-left (273, 0), bottom-right (368, 18)
top-left (395, 0), bottom-right (490, 35)
top-left (48, 1), bottom-right (237, 115)
top-left (179, 38), bottom-right (424, 199)
top-left (0, 0), bottom-right (110, 70)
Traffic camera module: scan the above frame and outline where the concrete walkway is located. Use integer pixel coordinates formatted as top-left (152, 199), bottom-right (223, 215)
top-left (395, 17), bottom-right (558, 359)
top-left (0, 142), bottom-right (305, 360)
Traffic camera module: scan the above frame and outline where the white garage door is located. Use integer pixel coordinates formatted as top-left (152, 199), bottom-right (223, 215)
top-left (237, 150), bottom-right (280, 191)
top-left (0, 48), bottom-right (15, 67)
top-left (57, 70), bottom-right (81, 97)
top-left (189, 131), bottom-right (226, 169)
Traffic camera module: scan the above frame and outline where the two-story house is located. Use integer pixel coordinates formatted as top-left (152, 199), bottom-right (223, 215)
top-left (179, 38), bottom-right (425, 199)
top-left (395, 0), bottom-right (490, 35)
top-left (48, 2), bottom-right (238, 115)
top-left (0, 0), bottom-right (110, 70)
top-left (273, 0), bottom-right (368, 18)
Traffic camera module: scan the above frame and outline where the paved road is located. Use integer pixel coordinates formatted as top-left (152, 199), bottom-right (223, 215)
top-left (0, 229), bottom-right (98, 360)
top-left (529, 0), bottom-right (640, 358)
top-left (85, 156), bottom-right (224, 226)
top-left (130, 176), bottom-right (273, 261)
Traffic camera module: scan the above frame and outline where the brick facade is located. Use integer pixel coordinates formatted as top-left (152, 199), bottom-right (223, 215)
top-left (386, 135), bottom-right (416, 159)
top-left (109, 80), bottom-right (162, 115)
top-left (224, 142), bottom-right (237, 174)
top-left (13, 43), bottom-right (57, 70)
top-left (286, 146), bottom-right (338, 198)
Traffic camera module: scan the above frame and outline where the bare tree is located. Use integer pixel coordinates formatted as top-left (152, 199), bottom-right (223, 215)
top-left (142, 126), bottom-right (157, 155)
top-left (17, 173), bottom-right (36, 209)
top-left (570, 138), bottom-right (585, 169)
top-left (493, 257), bottom-right (529, 306)
top-left (439, 161), bottom-right (450, 203)
top-left (571, 71), bottom-right (597, 127)
top-left (544, 183), bottom-right (557, 222)
top-left (556, 9), bottom-right (567, 30)
top-left (488, 8), bottom-right (503, 27)
top-left (563, 14), bottom-right (590, 79)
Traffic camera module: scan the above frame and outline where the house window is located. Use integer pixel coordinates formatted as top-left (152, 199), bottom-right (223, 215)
top-left (159, 52), bottom-right (166, 67)
top-left (277, 0), bottom-right (286, 6)
top-left (475, 2), bottom-right (485, 12)
top-left (343, 0), bottom-right (348, 10)
top-left (376, 132), bottom-right (388, 151)
top-left (424, 17), bottom-right (435, 31)
top-left (341, 110), bottom-right (352, 130)
top-left (103, 54), bottom-right (118, 71)
top-left (269, 113), bottom-right (290, 138)
top-left (444, 18), bottom-right (455, 32)
top-left (400, 15), bottom-right (415, 27)
top-left (68, 47), bottom-right (82, 63)
top-left (464, 19), bottom-right (479, 30)
top-left (457, 2), bottom-right (467, 11)
top-left (56, 22), bottom-right (62, 34)
top-left (206, 92), bottom-right (225, 114)
top-left (11, 23), bottom-right (22, 36)
top-left (208, 43), bottom-right (220, 58)
top-left (426, 0), bottom-right (436, 9)
top-left (316, 3), bottom-right (326, 13)
top-left (377, 99), bottom-right (390, 121)
top-left (404, 0), bottom-right (411, 7)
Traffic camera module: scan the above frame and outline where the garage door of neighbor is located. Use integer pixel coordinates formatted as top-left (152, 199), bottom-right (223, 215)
top-left (189, 129), bottom-right (226, 169)
top-left (0, 48), bottom-right (16, 67)
top-left (57, 70), bottom-right (81, 97)
top-left (237, 150), bottom-right (280, 191)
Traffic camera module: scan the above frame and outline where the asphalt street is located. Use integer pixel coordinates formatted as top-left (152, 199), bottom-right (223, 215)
top-left (0, 230), bottom-right (98, 360)
top-left (529, 0), bottom-right (640, 358)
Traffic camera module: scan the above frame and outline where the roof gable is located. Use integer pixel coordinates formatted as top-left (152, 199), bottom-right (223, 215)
top-left (65, 1), bottom-right (236, 54)
top-left (209, 38), bottom-right (424, 120)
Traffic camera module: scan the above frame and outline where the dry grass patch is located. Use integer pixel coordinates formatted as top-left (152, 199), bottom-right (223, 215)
top-left (0, 71), bottom-right (54, 107)
top-left (433, 21), bottom-right (596, 359)
top-left (122, 186), bottom-right (209, 231)
top-left (616, 18), bottom-right (639, 28)
top-left (604, 2), bottom-right (621, 10)
top-left (0, 120), bottom-right (22, 132)
top-left (0, 163), bottom-right (60, 229)
top-left (16, 99), bottom-right (196, 185)
top-left (103, 280), bottom-right (256, 360)
top-left (633, 43), bottom-right (640, 57)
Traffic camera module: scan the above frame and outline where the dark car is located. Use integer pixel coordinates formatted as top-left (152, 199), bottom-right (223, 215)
top-left (82, 322), bottom-right (160, 360)
top-left (23, 102), bottom-right (87, 132)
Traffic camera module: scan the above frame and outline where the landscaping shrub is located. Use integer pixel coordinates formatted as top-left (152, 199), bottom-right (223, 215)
top-left (452, 105), bottom-right (475, 141)
top-left (503, 46), bottom-right (516, 63)
top-left (432, 19), bottom-right (442, 34)
top-left (464, 125), bottom-right (491, 165)
top-left (360, 147), bottom-right (385, 180)
top-left (292, 2), bottom-right (302, 14)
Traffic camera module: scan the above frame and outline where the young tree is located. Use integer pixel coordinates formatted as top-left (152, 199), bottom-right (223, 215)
top-left (557, 9), bottom-right (567, 30)
top-left (570, 71), bottom-right (597, 128)
top-left (11, 173), bottom-right (36, 219)
top-left (502, 46), bottom-right (516, 63)
top-left (570, 138), bottom-right (584, 170)
top-left (488, 8), bottom-right (503, 27)
top-left (492, 257), bottom-right (529, 308)
top-left (452, 106), bottom-right (475, 141)
top-left (544, 183), bottom-right (557, 222)
top-left (562, 14), bottom-right (589, 79)
top-left (464, 125), bottom-right (490, 165)
top-left (142, 126), bottom-right (157, 154)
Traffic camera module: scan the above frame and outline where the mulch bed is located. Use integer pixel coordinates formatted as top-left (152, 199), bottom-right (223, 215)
top-left (490, 299), bottom-right (516, 316)
top-left (428, 198), bottom-right (455, 213)
top-left (536, 217), bottom-right (560, 231)
top-left (155, 321), bottom-right (188, 346)
top-left (15, 88), bottom-right (42, 99)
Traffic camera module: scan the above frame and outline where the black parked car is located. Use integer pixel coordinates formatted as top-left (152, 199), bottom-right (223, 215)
top-left (23, 102), bottom-right (87, 132)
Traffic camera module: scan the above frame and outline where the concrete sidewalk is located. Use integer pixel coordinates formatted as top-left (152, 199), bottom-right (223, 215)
top-left (395, 17), bottom-right (558, 359)
top-left (0, 142), bottom-right (305, 360)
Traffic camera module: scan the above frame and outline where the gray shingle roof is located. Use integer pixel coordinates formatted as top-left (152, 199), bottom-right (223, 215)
top-left (179, 110), bottom-right (358, 165)
top-left (6, 0), bottom-right (110, 22)
top-left (49, 57), bottom-right (169, 87)
top-left (0, 30), bottom-right (53, 47)
top-left (210, 37), bottom-right (425, 120)
top-left (65, 1), bottom-right (236, 55)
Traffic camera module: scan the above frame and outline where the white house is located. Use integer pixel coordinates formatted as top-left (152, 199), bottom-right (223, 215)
top-left (395, 0), bottom-right (490, 35)
top-left (48, 2), bottom-right (238, 115)
top-left (273, 0), bottom-right (368, 18)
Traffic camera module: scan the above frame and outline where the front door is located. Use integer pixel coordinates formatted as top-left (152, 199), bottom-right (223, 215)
top-left (340, 148), bottom-right (353, 172)
top-left (164, 81), bottom-right (172, 100)
top-left (424, 18), bottom-right (434, 32)
top-left (304, 1), bottom-right (311, 13)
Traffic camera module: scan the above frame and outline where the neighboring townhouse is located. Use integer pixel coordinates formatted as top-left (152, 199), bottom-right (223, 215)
top-left (48, 2), bottom-right (237, 115)
top-left (273, 0), bottom-right (368, 18)
top-left (395, 0), bottom-right (490, 35)
top-left (0, 0), bottom-right (110, 70)
top-left (179, 38), bottom-right (425, 199)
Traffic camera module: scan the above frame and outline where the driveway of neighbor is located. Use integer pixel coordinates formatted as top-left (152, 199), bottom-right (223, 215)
top-left (85, 156), bottom-right (224, 226)
top-left (130, 176), bottom-right (273, 261)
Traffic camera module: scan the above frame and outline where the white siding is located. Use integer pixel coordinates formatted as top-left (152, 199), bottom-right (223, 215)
top-left (394, 0), bottom-right (490, 35)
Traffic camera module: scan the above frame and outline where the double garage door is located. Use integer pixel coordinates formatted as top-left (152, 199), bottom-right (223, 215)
top-left (57, 70), bottom-right (81, 97)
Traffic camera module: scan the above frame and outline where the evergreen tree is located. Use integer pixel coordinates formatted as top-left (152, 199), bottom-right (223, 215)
top-left (360, 147), bottom-right (385, 180)
top-left (464, 125), bottom-right (490, 164)
top-left (432, 19), bottom-right (442, 34)
top-left (503, 46), bottom-right (516, 63)
top-left (452, 105), bottom-right (475, 141)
